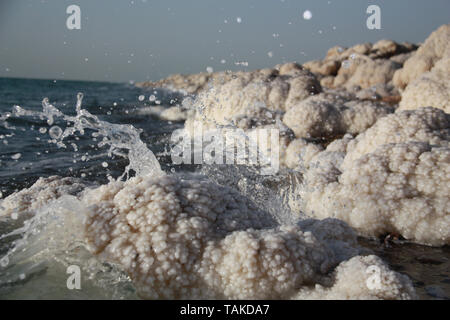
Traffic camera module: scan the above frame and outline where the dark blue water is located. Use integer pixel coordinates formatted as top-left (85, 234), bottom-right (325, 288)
top-left (0, 77), bottom-right (184, 197)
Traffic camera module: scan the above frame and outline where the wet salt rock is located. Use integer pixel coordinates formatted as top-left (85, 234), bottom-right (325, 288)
top-left (303, 60), bottom-right (340, 76)
top-left (49, 126), bottom-right (63, 140)
top-left (282, 91), bottom-right (393, 139)
top-left (138, 95), bottom-right (145, 101)
top-left (0, 176), bottom-right (86, 218)
top-left (398, 48), bottom-right (450, 113)
top-left (298, 107), bottom-right (450, 246)
top-left (394, 24), bottom-right (450, 89)
top-left (390, 52), bottom-right (414, 65)
top-left (295, 255), bottom-right (416, 299)
top-left (102, 162), bottom-right (109, 168)
top-left (81, 174), bottom-right (415, 300)
top-left (11, 153), bottom-right (22, 160)
top-left (39, 127), bottom-right (47, 134)
top-left (184, 63), bottom-right (321, 133)
top-left (302, 36), bottom-right (418, 94)
top-left (334, 57), bottom-right (402, 90)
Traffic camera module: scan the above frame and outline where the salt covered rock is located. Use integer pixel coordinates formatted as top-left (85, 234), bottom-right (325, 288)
top-left (299, 107), bottom-right (450, 246)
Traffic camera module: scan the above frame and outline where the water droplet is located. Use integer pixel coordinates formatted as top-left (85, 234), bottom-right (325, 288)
top-left (39, 127), bottom-right (47, 134)
top-left (49, 126), bottom-right (63, 140)
top-left (206, 66), bottom-right (214, 73)
top-left (11, 153), bottom-right (21, 160)
top-left (236, 17), bottom-right (242, 23)
top-left (138, 95), bottom-right (145, 101)
top-left (303, 10), bottom-right (312, 20)
top-left (102, 162), bottom-right (109, 168)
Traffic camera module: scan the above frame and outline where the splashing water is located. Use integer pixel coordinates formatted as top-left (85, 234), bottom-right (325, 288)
top-left (0, 93), bottom-right (165, 298)
top-left (17, 93), bottom-right (163, 179)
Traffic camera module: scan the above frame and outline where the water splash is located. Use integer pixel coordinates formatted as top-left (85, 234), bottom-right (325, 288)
top-left (14, 93), bottom-right (163, 179)
top-left (0, 92), bottom-right (166, 298)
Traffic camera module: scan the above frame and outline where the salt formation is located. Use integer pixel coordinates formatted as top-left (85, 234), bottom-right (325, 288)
top-left (81, 174), bottom-right (416, 299)
top-left (0, 176), bottom-right (85, 217)
top-left (394, 24), bottom-right (450, 113)
top-left (282, 92), bottom-right (393, 139)
top-left (299, 107), bottom-right (450, 246)
top-left (178, 64), bottom-right (322, 167)
top-left (303, 39), bottom-right (417, 99)
top-left (182, 65), bottom-right (393, 168)
top-left (398, 47), bottom-right (450, 112)
top-left (295, 255), bottom-right (416, 300)
top-left (185, 64), bottom-right (320, 130)
top-left (393, 24), bottom-right (450, 89)
top-left (136, 72), bottom-right (232, 95)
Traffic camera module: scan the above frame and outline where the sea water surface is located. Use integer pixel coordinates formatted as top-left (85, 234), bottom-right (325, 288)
top-left (0, 78), bottom-right (448, 299)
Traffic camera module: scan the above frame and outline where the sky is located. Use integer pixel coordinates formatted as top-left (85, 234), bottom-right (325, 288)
top-left (0, 0), bottom-right (449, 83)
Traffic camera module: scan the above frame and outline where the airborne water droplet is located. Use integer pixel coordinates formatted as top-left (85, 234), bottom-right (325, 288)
top-left (303, 10), bottom-right (312, 20)
top-left (49, 126), bottom-right (63, 140)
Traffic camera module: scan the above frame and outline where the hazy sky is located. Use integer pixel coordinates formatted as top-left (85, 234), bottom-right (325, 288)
top-left (0, 0), bottom-right (449, 82)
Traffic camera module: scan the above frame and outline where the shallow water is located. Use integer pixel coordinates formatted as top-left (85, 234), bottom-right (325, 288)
top-left (0, 78), bottom-right (448, 299)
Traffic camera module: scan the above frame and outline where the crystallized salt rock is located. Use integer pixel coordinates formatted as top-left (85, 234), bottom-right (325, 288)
top-left (394, 24), bottom-right (450, 90)
top-left (299, 107), bottom-right (450, 246)
top-left (0, 176), bottom-right (85, 217)
top-left (81, 174), bottom-right (416, 299)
